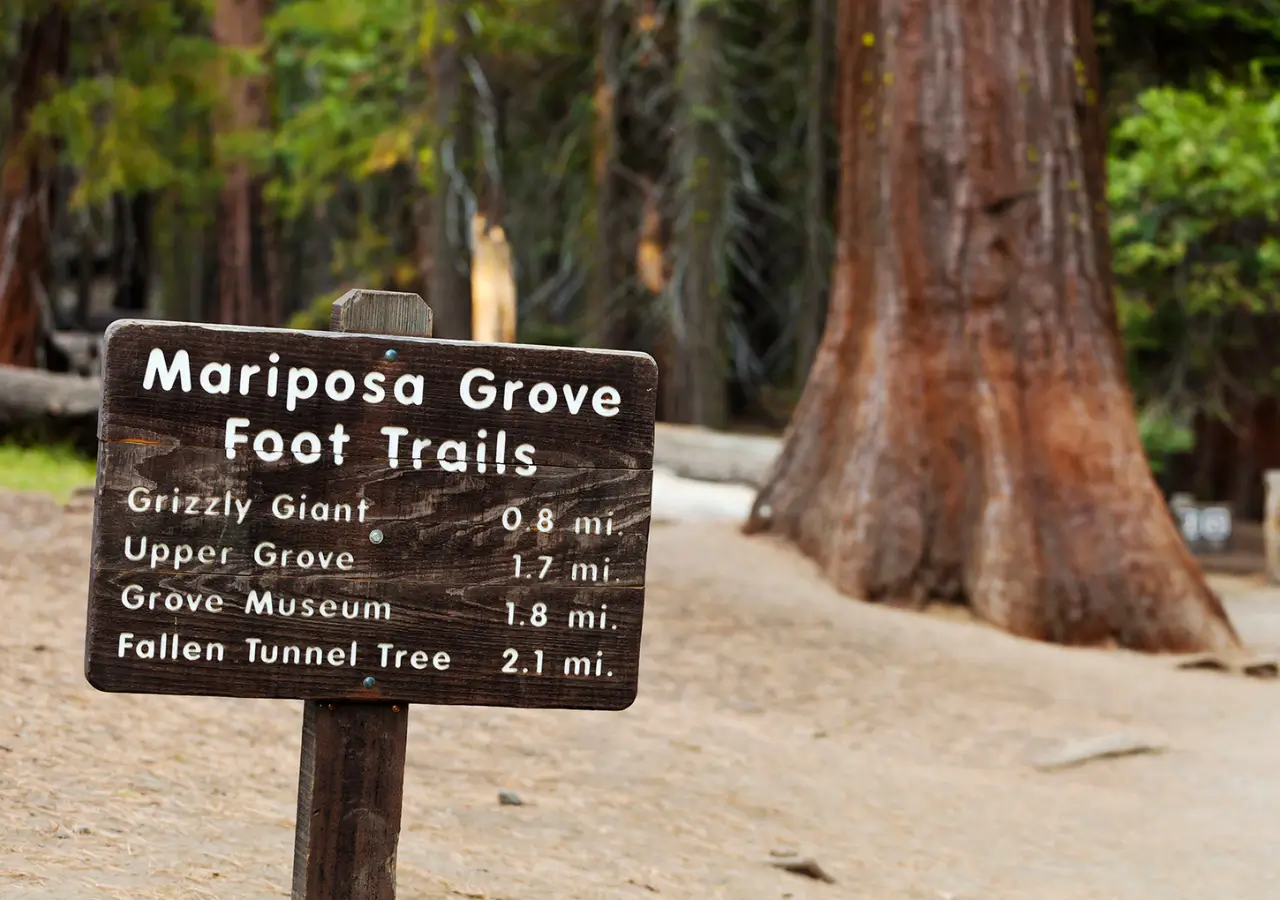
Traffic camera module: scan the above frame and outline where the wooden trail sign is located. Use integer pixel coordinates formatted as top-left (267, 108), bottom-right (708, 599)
top-left (85, 294), bottom-right (657, 711)
top-left (82, 290), bottom-right (657, 897)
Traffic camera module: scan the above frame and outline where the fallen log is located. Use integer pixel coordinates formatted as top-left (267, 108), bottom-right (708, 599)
top-left (0, 365), bottom-right (102, 454)
top-left (652, 423), bottom-right (781, 487)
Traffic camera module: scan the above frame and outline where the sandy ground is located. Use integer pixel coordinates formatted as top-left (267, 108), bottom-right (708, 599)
top-left (4, 480), bottom-right (1280, 900)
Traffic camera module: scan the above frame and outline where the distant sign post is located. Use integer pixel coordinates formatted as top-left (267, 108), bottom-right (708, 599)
top-left (84, 290), bottom-right (657, 898)
top-left (1170, 496), bottom-right (1234, 555)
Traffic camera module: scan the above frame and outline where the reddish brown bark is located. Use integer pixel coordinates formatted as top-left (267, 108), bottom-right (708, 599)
top-left (213, 0), bottom-right (281, 327)
top-left (745, 0), bottom-right (1239, 653)
top-left (0, 6), bottom-right (70, 367)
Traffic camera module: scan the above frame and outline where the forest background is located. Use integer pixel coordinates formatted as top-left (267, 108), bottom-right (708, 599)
top-left (1, 0), bottom-right (1278, 514)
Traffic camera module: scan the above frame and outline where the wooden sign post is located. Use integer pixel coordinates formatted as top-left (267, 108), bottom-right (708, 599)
top-left (292, 291), bottom-right (425, 900)
top-left (83, 290), bottom-right (657, 898)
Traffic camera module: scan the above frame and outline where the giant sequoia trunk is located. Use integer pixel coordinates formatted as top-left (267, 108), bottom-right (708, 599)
top-left (745, 0), bottom-right (1240, 653)
top-left (0, 6), bottom-right (70, 367)
top-left (212, 0), bottom-right (281, 327)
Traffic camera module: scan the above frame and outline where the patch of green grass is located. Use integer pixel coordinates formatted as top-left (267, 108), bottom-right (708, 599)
top-left (0, 442), bottom-right (97, 501)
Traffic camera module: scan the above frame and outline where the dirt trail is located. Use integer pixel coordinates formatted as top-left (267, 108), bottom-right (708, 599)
top-left (3, 487), bottom-right (1280, 899)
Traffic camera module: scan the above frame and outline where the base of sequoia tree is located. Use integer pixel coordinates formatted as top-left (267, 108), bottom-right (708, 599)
top-left (745, 0), bottom-right (1243, 656)
top-left (743, 409), bottom-right (1243, 655)
top-left (741, 313), bottom-right (1242, 655)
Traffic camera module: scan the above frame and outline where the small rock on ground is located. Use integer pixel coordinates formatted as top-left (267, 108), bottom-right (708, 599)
top-left (1032, 733), bottom-right (1166, 772)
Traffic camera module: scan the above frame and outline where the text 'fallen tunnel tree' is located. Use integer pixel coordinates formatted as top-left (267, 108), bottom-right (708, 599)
top-left (745, 0), bottom-right (1240, 653)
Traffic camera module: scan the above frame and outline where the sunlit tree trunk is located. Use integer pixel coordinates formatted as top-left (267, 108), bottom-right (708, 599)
top-left (212, 0), bottom-right (281, 327)
top-left (0, 5), bottom-right (70, 367)
top-left (470, 213), bottom-right (516, 343)
top-left (668, 0), bottom-right (729, 427)
top-left (746, 0), bottom-right (1239, 653)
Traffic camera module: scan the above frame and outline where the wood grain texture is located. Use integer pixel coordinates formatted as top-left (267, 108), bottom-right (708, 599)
top-left (295, 291), bottom-right (423, 900)
top-left (86, 571), bottom-right (643, 708)
top-left (92, 440), bottom-right (652, 586)
top-left (97, 319), bottom-right (657, 470)
top-left (85, 291), bottom-right (655, 715)
top-left (292, 700), bottom-right (408, 900)
top-left (331, 289), bottom-right (433, 336)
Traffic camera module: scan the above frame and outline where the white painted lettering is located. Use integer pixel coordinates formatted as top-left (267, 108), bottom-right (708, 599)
top-left (252, 542), bottom-right (354, 571)
top-left (393, 373), bottom-right (424, 405)
top-left (225, 417), bottom-right (250, 460)
top-left (238, 364), bottom-right (260, 395)
top-left (253, 429), bottom-right (284, 462)
top-left (199, 362), bottom-right (232, 394)
top-left (291, 432), bottom-right (322, 464)
top-left (329, 422), bottom-right (350, 465)
top-left (562, 383), bottom-right (588, 414)
top-left (503, 379), bottom-right (524, 410)
top-left (459, 368), bottom-right (496, 409)
top-left (286, 367), bottom-right (318, 411)
top-left (592, 385), bottom-right (622, 417)
top-left (437, 440), bottom-right (467, 473)
top-left (382, 426), bottom-right (409, 467)
top-left (528, 382), bottom-right (556, 413)
top-left (142, 348), bottom-right (191, 392)
top-left (514, 443), bottom-right (537, 476)
top-left (362, 371), bottom-right (386, 402)
top-left (325, 369), bottom-right (356, 401)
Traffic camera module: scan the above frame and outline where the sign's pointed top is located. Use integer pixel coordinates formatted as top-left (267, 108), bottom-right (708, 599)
top-left (331, 291), bottom-right (432, 337)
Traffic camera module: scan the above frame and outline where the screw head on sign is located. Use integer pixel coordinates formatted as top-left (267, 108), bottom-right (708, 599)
top-left (384, 348), bottom-right (398, 362)
top-left (363, 676), bottom-right (377, 689)
top-left (369, 529), bottom-right (384, 544)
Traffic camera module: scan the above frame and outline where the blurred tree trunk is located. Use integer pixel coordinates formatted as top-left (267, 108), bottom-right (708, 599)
top-left (746, 0), bottom-right (1239, 653)
top-left (795, 0), bottom-right (833, 387)
top-left (589, 0), bottom-right (625, 349)
top-left (430, 0), bottom-right (472, 340)
top-left (212, 0), bottom-right (282, 327)
top-left (113, 193), bottom-right (153, 312)
top-left (0, 5), bottom-right (70, 367)
top-left (668, 0), bottom-right (729, 428)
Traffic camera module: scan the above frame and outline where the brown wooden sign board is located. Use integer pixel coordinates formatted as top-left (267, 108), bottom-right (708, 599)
top-left (85, 317), bottom-right (657, 711)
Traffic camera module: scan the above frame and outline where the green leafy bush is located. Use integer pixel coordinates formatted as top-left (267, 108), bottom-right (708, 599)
top-left (1108, 64), bottom-right (1280, 402)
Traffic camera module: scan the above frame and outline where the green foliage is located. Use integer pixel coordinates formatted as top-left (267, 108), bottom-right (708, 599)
top-left (10, 0), bottom-right (1280, 473)
top-left (26, 1), bottom-right (221, 207)
top-left (286, 290), bottom-right (340, 331)
top-left (517, 321), bottom-right (583, 347)
top-left (1108, 62), bottom-right (1280, 419)
top-left (1136, 406), bottom-right (1197, 473)
top-left (1114, 0), bottom-right (1280, 39)
top-left (266, 0), bottom-right (434, 220)
top-left (0, 443), bottom-right (97, 500)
